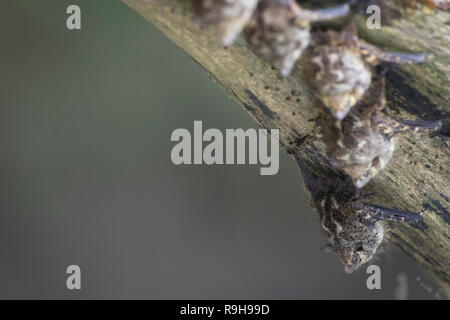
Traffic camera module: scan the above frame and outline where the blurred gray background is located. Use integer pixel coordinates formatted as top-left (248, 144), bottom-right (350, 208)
top-left (0, 0), bottom-right (443, 299)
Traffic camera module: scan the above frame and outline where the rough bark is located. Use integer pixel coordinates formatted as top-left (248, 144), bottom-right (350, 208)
top-left (123, 0), bottom-right (450, 286)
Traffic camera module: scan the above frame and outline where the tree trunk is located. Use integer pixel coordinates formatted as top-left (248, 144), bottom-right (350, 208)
top-left (123, 0), bottom-right (450, 287)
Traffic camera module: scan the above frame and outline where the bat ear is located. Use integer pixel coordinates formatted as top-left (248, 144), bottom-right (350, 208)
top-left (321, 244), bottom-right (337, 253)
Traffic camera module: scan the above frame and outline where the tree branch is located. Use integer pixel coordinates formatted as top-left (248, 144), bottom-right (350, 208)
top-left (123, 0), bottom-right (450, 285)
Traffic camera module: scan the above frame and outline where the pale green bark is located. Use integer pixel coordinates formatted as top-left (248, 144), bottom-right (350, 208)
top-left (123, 0), bottom-right (450, 286)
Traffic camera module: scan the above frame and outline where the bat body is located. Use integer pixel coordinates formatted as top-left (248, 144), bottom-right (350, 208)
top-left (296, 155), bottom-right (422, 273)
top-left (318, 76), bottom-right (442, 188)
top-left (190, 0), bottom-right (259, 46)
top-left (303, 23), bottom-right (428, 120)
top-left (244, 0), bottom-right (349, 77)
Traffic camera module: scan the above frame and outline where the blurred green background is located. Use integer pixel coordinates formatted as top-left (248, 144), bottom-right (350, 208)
top-left (0, 0), bottom-right (443, 299)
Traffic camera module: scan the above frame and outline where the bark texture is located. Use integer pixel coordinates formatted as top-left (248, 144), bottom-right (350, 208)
top-left (123, 0), bottom-right (450, 286)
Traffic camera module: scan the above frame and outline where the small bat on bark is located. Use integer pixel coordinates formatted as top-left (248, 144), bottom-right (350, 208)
top-left (302, 22), bottom-right (429, 120)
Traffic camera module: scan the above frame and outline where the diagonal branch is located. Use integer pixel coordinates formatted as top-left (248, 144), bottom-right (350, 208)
top-left (123, 0), bottom-right (450, 285)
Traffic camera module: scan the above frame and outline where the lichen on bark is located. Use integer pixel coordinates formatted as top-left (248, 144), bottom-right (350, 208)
top-left (123, 0), bottom-right (450, 286)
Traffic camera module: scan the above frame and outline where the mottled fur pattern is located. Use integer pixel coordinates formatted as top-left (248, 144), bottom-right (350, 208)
top-left (190, 0), bottom-right (259, 45)
top-left (187, 0), bottom-right (439, 273)
top-left (244, 0), bottom-right (311, 77)
top-left (319, 76), bottom-right (393, 188)
top-left (296, 156), bottom-right (422, 273)
top-left (303, 23), bottom-right (428, 120)
top-left (297, 157), bottom-right (385, 273)
top-left (244, 0), bottom-right (349, 77)
top-left (319, 76), bottom-right (442, 188)
top-left (303, 25), bottom-right (372, 120)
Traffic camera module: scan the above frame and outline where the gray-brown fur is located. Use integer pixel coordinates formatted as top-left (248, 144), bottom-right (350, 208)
top-left (190, 0), bottom-right (259, 45)
top-left (318, 76), bottom-right (442, 188)
top-left (244, 0), bottom-right (311, 77)
top-left (243, 0), bottom-right (349, 77)
top-left (303, 23), bottom-right (428, 120)
top-left (296, 156), bottom-right (422, 273)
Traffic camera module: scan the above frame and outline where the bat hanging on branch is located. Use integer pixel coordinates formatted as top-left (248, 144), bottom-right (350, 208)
top-left (123, 0), bottom-right (450, 289)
